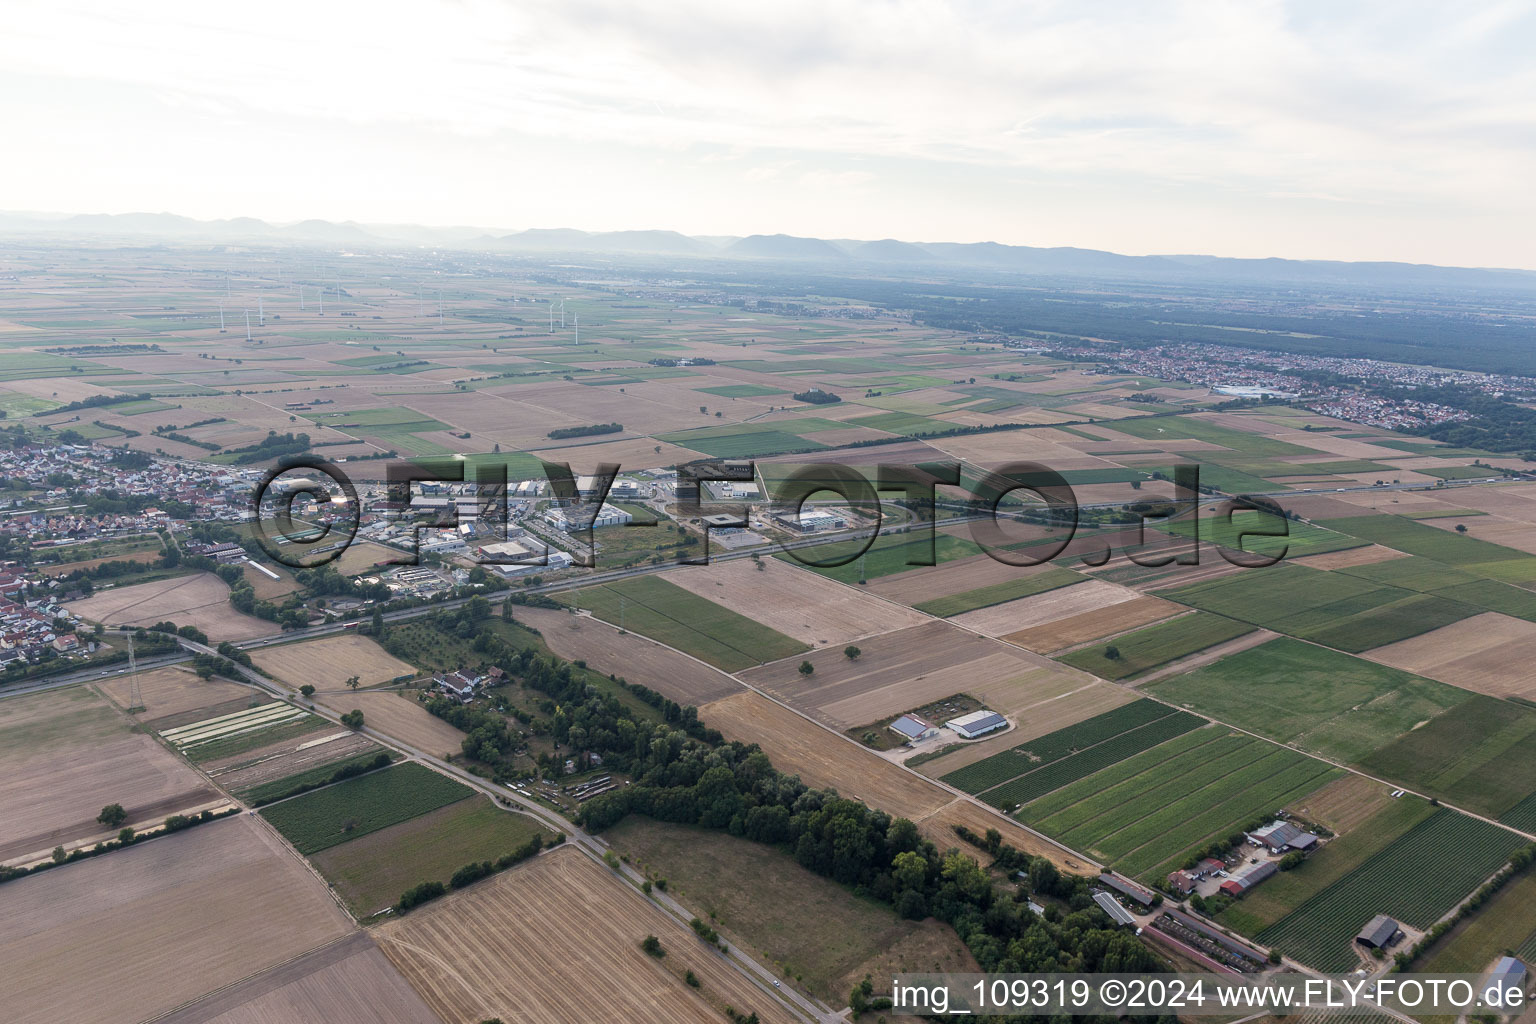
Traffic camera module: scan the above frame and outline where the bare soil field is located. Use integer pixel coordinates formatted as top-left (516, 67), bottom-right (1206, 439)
top-left (1362, 612), bottom-right (1536, 700)
top-left (515, 606), bottom-right (745, 705)
top-left (868, 555), bottom-right (1072, 605)
top-left (531, 435), bottom-right (706, 468)
top-left (0, 687), bottom-right (217, 863)
top-left (66, 572), bottom-right (273, 641)
top-left (701, 690), bottom-right (951, 819)
top-left (208, 729), bottom-right (381, 795)
top-left (155, 932), bottom-right (443, 1024)
top-left (0, 814), bottom-right (353, 1024)
top-left (1290, 544), bottom-right (1409, 570)
top-left (310, 690), bottom-right (467, 758)
top-left (914, 798), bottom-right (1097, 873)
top-left (97, 664), bottom-right (250, 719)
top-left (1001, 595), bottom-right (1183, 653)
top-left (912, 680), bottom-right (1136, 779)
top-left (664, 556), bottom-right (926, 645)
top-left (1286, 774), bottom-right (1395, 834)
top-left (947, 578), bottom-right (1143, 637)
top-left (376, 846), bottom-right (798, 1024)
top-left (37, 548), bottom-right (160, 576)
top-left (739, 620), bottom-right (1049, 728)
top-left (1422, 514), bottom-right (1536, 555)
top-left (251, 634), bottom-right (418, 689)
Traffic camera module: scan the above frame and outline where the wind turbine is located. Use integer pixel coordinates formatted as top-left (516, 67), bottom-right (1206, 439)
top-left (574, 312), bottom-right (579, 345)
top-left (258, 298), bottom-right (264, 325)
top-left (548, 301), bottom-right (554, 332)
top-left (218, 303), bottom-right (226, 333)
top-left (559, 300), bottom-right (566, 328)
top-left (244, 309), bottom-right (252, 342)
top-left (298, 285), bottom-right (305, 311)
top-left (318, 287), bottom-right (324, 315)
top-left (438, 290), bottom-right (444, 326)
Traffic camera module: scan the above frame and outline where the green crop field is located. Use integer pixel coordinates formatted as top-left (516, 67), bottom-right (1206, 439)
top-left (235, 748), bottom-right (394, 804)
top-left (1357, 695), bottom-right (1536, 820)
top-left (1147, 637), bottom-right (1468, 765)
top-left (977, 712), bottom-right (1207, 809)
top-left (259, 761), bottom-right (474, 855)
top-left (310, 796), bottom-right (551, 916)
top-left (1020, 730), bottom-right (1339, 879)
top-left (777, 530), bottom-right (986, 584)
top-left (943, 699), bottom-right (1182, 794)
top-left (1216, 795), bottom-right (1437, 936)
top-left (1156, 517), bottom-right (1362, 560)
top-left (562, 575), bottom-right (808, 671)
top-left (1156, 561), bottom-right (1477, 651)
top-left (913, 566), bottom-right (1085, 617)
top-left (1501, 791), bottom-right (1536, 833)
top-left (1420, 869), bottom-right (1536, 973)
top-left (1057, 612), bottom-right (1253, 680)
top-left (664, 428), bottom-right (825, 458)
top-left (1419, 465), bottom-right (1499, 480)
top-left (1107, 415), bottom-right (1316, 457)
top-left (1258, 810), bottom-right (1526, 971)
top-left (1317, 514), bottom-right (1536, 583)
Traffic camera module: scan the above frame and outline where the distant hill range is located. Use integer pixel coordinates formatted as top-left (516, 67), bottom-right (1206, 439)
top-left (1, 209), bottom-right (1531, 291)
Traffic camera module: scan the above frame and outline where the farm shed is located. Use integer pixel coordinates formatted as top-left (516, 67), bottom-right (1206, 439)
top-left (1355, 914), bottom-right (1402, 949)
top-left (1099, 872), bottom-right (1156, 906)
top-left (1218, 860), bottom-right (1277, 897)
top-left (1484, 957), bottom-right (1528, 1009)
top-left (1248, 820), bottom-right (1321, 853)
top-left (1161, 909), bottom-right (1268, 964)
top-left (1093, 892), bottom-right (1137, 927)
top-left (888, 714), bottom-right (939, 743)
top-left (946, 709), bottom-right (1007, 739)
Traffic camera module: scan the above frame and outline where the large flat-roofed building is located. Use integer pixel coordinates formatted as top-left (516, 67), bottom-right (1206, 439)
top-left (1092, 892), bottom-right (1137, 927)
top-left (946, 710), bottom-right (1007, 739)
top-left (545, 503), bottom-right (632, 531)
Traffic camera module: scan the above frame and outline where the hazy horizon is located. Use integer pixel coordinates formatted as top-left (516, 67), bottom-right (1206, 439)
top-left (5, 1), bottom-right (1535, 269)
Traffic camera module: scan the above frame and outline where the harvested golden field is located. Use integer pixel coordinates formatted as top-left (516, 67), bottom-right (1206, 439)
top-left (1286, 774), bottom-right (1396, 834)
top-left (739, 620), bottom-right (1048, 729)
top-left (1001, 595), bottom-right (1183, 653)
top-left (868, 555), bottom-right (1073, 605)
top-left (310, 690), bottom-right (467, 758)
top-left (1362, 612), bottom-right (1536, 700)
top-left (1290, 544), bottom-right (1408, 570)
top-left (947, 578), bottom-right (1143, 638)
top-left (531, 435), bottom-right (706, 467)
top-left (914, 798), bottom-right (1096, 874)
top-left (330, 540), bottom-right (403, 577)
top-left (0, 687), bottom-right (218, 863)
top-left (1422, 513), bottom-right (1536, 555)
top-left (664, 556), bottom-right (926, 646)
top-left (0, 814), bottom-right (353, 1024)
top-left (514, 606), bottom-right (745, 704)
top-left (252, 634), bottom-right (418, 689)
top-left (66, 572), bottom-right (273, 641)
top-left (37, 548), bottom-right (160, 576)
top-left (376, 846), bottom-right (798, 1024)
top-left (912, 680), bottom-right (1136, 780)
top-left (702, 690), bottom-right (950, 820)
top-left (97, 663), bottom-right (250, 720)
top-left (155, 932), bottom-right (443, 1024)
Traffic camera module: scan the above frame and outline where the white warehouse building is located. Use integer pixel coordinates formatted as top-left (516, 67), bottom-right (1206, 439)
top-left (945, 710), bottom-right (1008, 739)
top-left (544, 503), bottom-right (633, 532)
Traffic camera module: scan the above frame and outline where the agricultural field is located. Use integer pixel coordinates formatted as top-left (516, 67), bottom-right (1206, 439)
top-left (563, 575), bottom-right (809, 671)
top-left (1354, 695), bottom-right (1536, 822)
top-left (250, 634), bottom-right (419, 689)
top-left (311, 795), bottom-right (552, 917)
top-left (1056, 612), bottom-right (1254, 680)
top-left (607, 818), bottom-right (977, 1002)
top-left (1018, 728), bottom-right (1341, 880)
top-left (376, 845), bottom-right (801, 1024)
top-left (514, 605), bottom-right (745, 705)
top-left (911, 565), bottom-right (1086, 617)
top-left (210, 731), bottom-right (389, 801)
top-left (1362, 612), bottom-right (1536, 700)
top-left (66, 572), bottom-right (274, 640)
top-left (1146, 637), bottom-right (1470, 765)
top-left (1257, 810), bottom-right (1526, 971)
top-left (0, 814), bottom-right (354, 1024)
top-left (738, 619), bottom-right (1053, 729)
top-left (1417, 869), bottom-right (1536, 974)
top-left (308, 690), bottom-right (468, 758)
top-left (663, 555), bottom-right (926, 645)
top-left (96, 663), bottom-right (250, 722)
top-left (161, 700), bottom-right (332, 764)
top-left (153, 932), bottom-right (445, 1024)
top-left (260, 762), bottom-right (474, 854)
top-left (1317, 513), bottom-right (1536, 583)
top-left (0, 686), bottom-right (218, 864)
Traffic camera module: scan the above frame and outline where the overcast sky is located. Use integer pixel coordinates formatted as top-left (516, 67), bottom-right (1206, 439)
top-left (4, 0), bottom-right (1534, 267)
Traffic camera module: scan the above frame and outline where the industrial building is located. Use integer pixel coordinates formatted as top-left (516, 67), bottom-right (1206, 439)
top-left (544, 503), bottom-right (633, 531)
top-left (945, 710), bottom-right (1007, 739)
top-left (1098, 872), bottom-right (1156, 906)
top-left (771, 507), bottom-right (847, 533)
top-left (888, 714), bottom-right (939, 744)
